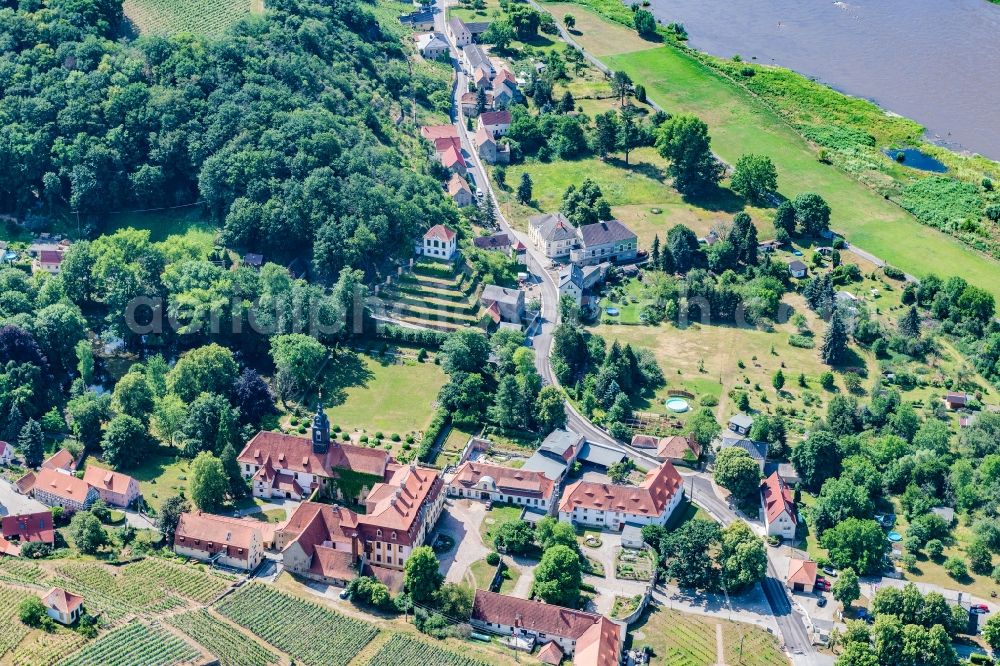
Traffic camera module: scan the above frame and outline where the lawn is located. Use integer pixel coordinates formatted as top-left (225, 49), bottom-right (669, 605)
top-left (86, 450), bottom-right (191, 513)
top-left (124, 0), bottom-right (259, 36)
top-left (322, 353), bottom-right (447, 440)
top-left (467, 558), bottom-right (498, 590)
top-left (432, 424), bottom-right (480, 468)
top-left (103, 207), bottom-right (217, 242)
top-left (628, 604), bottom-right (787, 666)
top-left (478, 504), bottom-right (525, 548)
top-left (542, 3), bottom-right (1000, 301)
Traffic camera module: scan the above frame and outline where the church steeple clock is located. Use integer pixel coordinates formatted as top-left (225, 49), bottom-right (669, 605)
top-left (311, 399), bottom-right (330, 454)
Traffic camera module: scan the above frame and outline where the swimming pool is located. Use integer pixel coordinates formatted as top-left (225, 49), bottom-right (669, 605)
top-left (665, 398), bottom-right (690, 413)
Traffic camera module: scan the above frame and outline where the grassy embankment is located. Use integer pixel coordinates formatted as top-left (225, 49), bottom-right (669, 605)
top-left (540, 0), bottom-right (1000, 301)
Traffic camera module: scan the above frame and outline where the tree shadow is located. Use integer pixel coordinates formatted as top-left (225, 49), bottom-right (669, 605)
top-left (681, 186), bottom-right (746, 214)
top-left (606, 157), bottom-right (667, 182)
top-left (316, 351), bottom-right (375, 406)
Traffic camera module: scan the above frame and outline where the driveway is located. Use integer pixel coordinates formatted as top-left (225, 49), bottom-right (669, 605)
top-left (577, 529), bottom-right (648, 615)
top-left (433, 499), bottom-right (490, 584)
top-left (0, 478), bottom-right (46, 516)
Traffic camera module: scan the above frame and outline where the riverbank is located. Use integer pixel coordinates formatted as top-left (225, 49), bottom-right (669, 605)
top-left (540, 0), bottom-right (1000, 299)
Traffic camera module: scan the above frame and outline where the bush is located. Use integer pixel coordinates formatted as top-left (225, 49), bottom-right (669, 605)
top-left (943, 556), bottom-right (968, 580)
top-left (20, 542), bottom-right (52, 558)
top-left (486, 552), bottom-right (500, 566)
top-left (819, 372), bottom-right (835, 390)
top-left (390, 433), bottom-right (401, 442)
top-left (925, 539), bottom-right (945, 559)
top-left (883, 265), bottom-right (906, 280)
top-left (417, 408), bottom-right (450, 463)
top-left (788, 334), bottom-right (815, 349)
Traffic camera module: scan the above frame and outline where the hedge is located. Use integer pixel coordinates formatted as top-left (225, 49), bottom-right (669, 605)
top-left (417, 408), bottom-right (451, 463)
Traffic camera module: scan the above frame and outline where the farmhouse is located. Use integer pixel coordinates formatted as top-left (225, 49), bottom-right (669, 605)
top-left (474, 125), bottom-right (510, 165)
top-left (42, 588), bottom-right (85, 625)
top-left (761, 471), bottom-right (797, 540)
top-left (33, 250), bottom-right (63, 275)
top-left (471, 590), bottom-right (623, 665)
top-left (461, 44), bottom-right (493, 79)
top-left (419, 224), bottom-right (458, 261)
top-left (82, 467), bottom-right (141, 508)
top-left (478, 110), bottom-right (511, 137)
top-left (570, 220), bottom-right (638, 266)
top-left (480, 285), bottom-right (525, 324)
top-left (559, 462), bottom-right (685, 531)
top-left (447, 17), bottom-right (471, 46)
top-left (173, 512), bottom-right (264, 571)
top-left (414, 32), bottom-right (448, 60)
top-left (447, 461), bottom-right (555, 511)
top-left (447, 173), bottom-right (474, 208)
top-left (31, 468), bottom-right (98, 513)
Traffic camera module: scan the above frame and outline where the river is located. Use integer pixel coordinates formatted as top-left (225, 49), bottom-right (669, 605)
top-left (645, 0), bottom-right (1000, 161)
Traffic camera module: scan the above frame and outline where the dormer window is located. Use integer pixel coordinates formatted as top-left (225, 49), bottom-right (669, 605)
top-left (376, 529), bottom-right (382, 538)
top-left (391, 532), bottom-right (397, 540)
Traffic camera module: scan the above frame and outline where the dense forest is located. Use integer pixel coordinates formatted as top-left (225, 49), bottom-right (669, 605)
top-left (0, 0), bottom-right (454, 279)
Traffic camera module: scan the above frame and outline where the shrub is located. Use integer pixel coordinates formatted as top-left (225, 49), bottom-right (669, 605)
top-left (788, 334), bottom-right (815, 349)
top-left (944, 556), bottom-right (968, 580)
top-left (883, 265), bottom-right (905, 280)
top-left (390, 433), bottom-right (401, 442)
top-left (486, 552), bottom-right (500, 566)
top-left (819, 372), bottom-right (835, 390)
top-left (925, 539), bottom-right (945, 559)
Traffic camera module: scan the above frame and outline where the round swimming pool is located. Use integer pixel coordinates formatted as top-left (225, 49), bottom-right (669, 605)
top-left (605, 307), bottom-right (620, 316)
top-left (665, 398), bottom-right (690, 413)
top-left (887, 531), bottom-right (902, 542)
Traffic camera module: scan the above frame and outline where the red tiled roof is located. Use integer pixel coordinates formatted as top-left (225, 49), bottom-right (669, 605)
top-left (559, 462), bottom-right (683, 516)
top-left (420, 124), bottom-right (459, 141)
top-left (574, 615), bottom-right (622, 666)
top-left (472, 589), bottom-right (605, 640)
top-left (34, 468), bottom-right (93, 503)
top-left (39, 250), bottom-right (63, 264)
top-left (448, 173), bottom-right (471, 196)
top-left (42, 449), bottom-right (76, 472)
top-left (656, 434), bottom-right (700, 461)
top-left (441, 144), bottom-right (466, 169)
top-left (786, 558), bottom-right (817, 587)
top-left (43, 587), bottom-right (83, 615)
top-left (0, 536), bottom-right (20, 557)
top-left (761, 472), bottom-right (796, 525)
top-left (309, 545), bottom-right (356, 580)
top-left (479, 110), bottom-right (511, 126)
top-left (537, 641), bottom-right (564, 665)
top-left (238, 431), bottom-right (390, 479)
top-left (495, 68), bottom-right (516, 85)
top-left (475, 124), bottom-right (495, 146)
top-left (484, 301), bottom-right (501, 324)
top-left (280, 502), bottom-right (359, 559)
top-left (359, 465), bottom-right (442, 544)
top-left (174, 512), bottom-right (261, 562)
top-left (424, 224), bottom-right (457, 243)
top-left (451, 461), bottom-right (554, 501)
top-left (629, 434), bottom-right (659, 449)
top-left (15, 471), bottom-right (36, 494)
top-left (82, 467), bottom-right (137, 496)
top-left (1, 511), bottom-right (55, 544)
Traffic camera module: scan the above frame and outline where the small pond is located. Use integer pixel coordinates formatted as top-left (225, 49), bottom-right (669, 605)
top-left (882, 148), bottom-right (948, 173)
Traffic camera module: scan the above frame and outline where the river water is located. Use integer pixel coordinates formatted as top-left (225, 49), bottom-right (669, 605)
top-left (645, 0), bottom-right (1000, 161)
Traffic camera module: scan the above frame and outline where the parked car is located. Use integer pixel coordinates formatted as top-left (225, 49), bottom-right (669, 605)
top-left (339, 589), bottom-right (351, 599)
top-left (817, 596), bottom-right (827, 608)
top-left (971, 604), bottom-right (990, 614)
top-left (822, 566), bottom-right (837, 577)
top-left (815, 578), bottom-right (831, 591)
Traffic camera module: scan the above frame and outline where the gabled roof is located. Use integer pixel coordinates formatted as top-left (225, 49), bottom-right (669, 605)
top-left (761, 471), bottom-right (796, 525)
top-left (448, 17), bottom-right (469, 34)
top-left (440, 144), bottom-right (466, 169)
top-left (475, 124), bottom-right (495, 146)
top-left (539, 429), bottom-right (583, 459)
top-left (451, 461), bottom-right (554, 500)
top-left (34, 468), bottom-right (94, 503)
top-left (577, 219), bottom-right (636, 247)
top-left (359, 465), bottom-right (442, 545)
top-left (82, 467), bottom-right (137, 496)
top-left (479, 110), bottom-right (511, 126)
top-left (420, 124), bottom-right (459, 141)
top-left (448, 173), bottom-right (472, 197)
top-left (472, 589), bottom-right (607, 640)
top-left (0, 440), bottom-right (9, 456)
top-left (473, 233), bottom-right (510, 250)
top-left (481, 284), bottom-right (522, 306)
top-left (15, 471), bottom-right (36, 494)
top-left (42, 449), bottom-right (77, 472)
top-left (788, 260), bottom-right (808, 272)
top-left (559, 264), bottom-right (584, 289)
top-left (537, 641), bottom-right (564, 665)
top-left (495, 68), bottom-right (516, 86)
top-left (1, 511), bottom-right (55, 544)
top-left (175, 512), bottom-right (261, 561)
top-left (43, 587), bottom-right (84, 615)
top-left (280, 502), bottom-right (359, 574)
top-left (237, 431), bottom-right (391, 480)
top-left (415, 32), bottom-right (448, 52)
top-left (529, 212), bottom-right (577, 243)
top-left (786, 558), bottom-right (817, 587)
top-left (38, 250), bottom-right (63, 264)
top-left (425, 224), bottom-right (457, 243)
top-left (656, 434), bottom-right (700, 461)
top-left (729, 413), bottom-right (753, 430)
top-left (559, 462), bottom-right (683, 517)
top-left (463, 44), bottom-right (492, 73)
top-left (574, 615), bottom-right (623, 666)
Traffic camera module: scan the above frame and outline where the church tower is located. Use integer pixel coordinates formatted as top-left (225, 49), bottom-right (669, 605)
top-left (311, 399), bottom-right (330, 454)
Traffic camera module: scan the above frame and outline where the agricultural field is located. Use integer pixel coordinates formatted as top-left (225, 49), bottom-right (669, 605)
top-left (0, 586), bottom-right (33, 658)
top-left (123, 0), bottom-right (260, 37)
top-left (0, 560), bottom-right (45, 586)
top-left (215, 583), bottom-right (378, 666)
top-left (318, 351), bottom-right (448, 444)
top-left (167, 609), bottom-right (279, 666)
top-left (124, 558), bottom-right (234, 603)
top-left (57, 621), bottom-right (202, 666)
top-left (365, 634), bottom-right (491, 666)
top-left (628, 605), bottom-right (787, 666)
top-left (7, 628), bottom-right (89, 666)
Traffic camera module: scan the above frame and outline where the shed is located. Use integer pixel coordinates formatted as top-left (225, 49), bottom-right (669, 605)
top-left (621, 523), bottom-right (644, 549)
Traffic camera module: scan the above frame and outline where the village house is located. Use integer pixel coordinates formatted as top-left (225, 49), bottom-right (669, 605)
top-left (944, 392), bottom-right (969, 410)
top-left (174, 512), bottom-right (265, 571)
top-left (522, 429), bottom-right (584, 483)
top-left (569, 220), bottom-right (638, 266)
top-left (420, 224), bottom-right (458, 261)
top-left (447, 173), bottom-right (474, 207)
top-left (529, 212), bottom-right (578, 260)
top-left (0, 440), bottom-right (11, 465)
top-left (277, 502), bottom-right (361, 586)
top-left (559, 461), bottom-right (685, 531)
top-left (415, 32), bottom-right (449, 60)
top-left (42, 588), bottom-right (85, 625)
top-left (33, 250), bottom-right (64, 275)
top-left (42, 449), bottom-right (80, 474)
top-left (788, 260), bottom-right (808, 279)
top-left (461, 44), bottom-right (493, 80)
top-left (785, 557), bottom-right (817, 593)
top-left (460, 90), bottom-right (494, 116)
top-left (2, 511), bottom-right (55, 547)
top-left (474, 125), bottom-right (510, 165)
top-left (719, 431), bottom-right (768, 471)
top-left (761, 471), bottom-right (797, 540)
top-left (558, 263), bottom-right (608, 309)
top-left (630, 433), bottom-right (701, 466)
top-left (420, 125), bottom-right (467, 175)
top-left (492, 69), bottom-right (518, 107)
top-left (465, 20), bottom-right (491, 39)
top-left (447, 17), bottom-right (471, 46)
top-left (447, 461), bottom-right (556, 512)
top-left (243, 253), bottom-right (264, 270)
top-left (399, 9), bottom-right (434, 30)
top-left (478, 109), bottom-right (511, 137)
top-left (480, 284), bottom-right (525, 324)
top-left (473, 232), bottom-right (511, 251)
top-left (470, 590), bottom-right (623, 666)
top-left (82, 467), bottom-right (142, 508)
top-left (31, 468), bottom-right (98, 513)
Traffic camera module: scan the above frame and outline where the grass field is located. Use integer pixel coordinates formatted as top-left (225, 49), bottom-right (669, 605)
top-left (541, 3), bottom-right (1000, 300)
top-left (103, 208), bottom-right (217, 243)
top-left (478, 504), bottom-right (525, 548)
top-left (86, 451), bottom-right (190, 513)
top-left (123, 0), bottom-right (260, 36)
top-left (628, 604), bottom-right (787, 666)
top-left (322, 353), bottom-right (447, 440)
